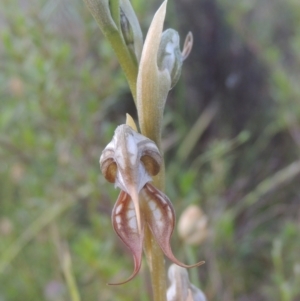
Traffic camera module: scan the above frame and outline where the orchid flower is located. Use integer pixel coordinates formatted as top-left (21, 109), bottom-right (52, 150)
top-left (100, 124), bottom-right (204, 284)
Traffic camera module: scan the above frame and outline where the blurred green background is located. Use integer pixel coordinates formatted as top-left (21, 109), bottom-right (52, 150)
top-left (1, 0), bottom-right (300, 300)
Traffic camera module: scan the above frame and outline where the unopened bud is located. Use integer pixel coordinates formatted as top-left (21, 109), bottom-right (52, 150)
top-left (120, 9), bottom-right (134, 46)
top-left (157, 29), bottom-right (182, 88)
top-left (157, 29), bottom-right (193, 88)
top-left (178, 205), bottom-right (208, 245)
top-left (120, 0), bottom-right (143, 63)
top-left (84, 0), bottom-right (143, 68)
top-left (167, 264), bottom-right (206, 301)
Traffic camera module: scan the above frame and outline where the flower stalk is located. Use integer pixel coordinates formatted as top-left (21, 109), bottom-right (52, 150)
top-left (144, 225), bottom-right (167, 301)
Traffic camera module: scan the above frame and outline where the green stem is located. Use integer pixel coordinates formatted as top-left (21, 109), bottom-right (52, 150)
top-left (106, 31), bottom-right (138, 102)
top-left (83, 0), bottom-right (138, 103)
top-left (184, 244), bottom-right (200, 289)
top-left (144, 225), bottom-right (167, 301)
top-left (51, 224), bottom-right (81, 301)
top-left (142, 162), bottom-right (167, 301)
top-left (62, 247), bottom-right (81, 301)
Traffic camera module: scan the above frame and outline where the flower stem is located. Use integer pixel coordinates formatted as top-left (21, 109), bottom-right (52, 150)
top-left (142, 161), bottom-right (167, 301)
top-left (144, 225), bottom-right (167, 301)
top-left (103, 31), bottom-right (138, 102)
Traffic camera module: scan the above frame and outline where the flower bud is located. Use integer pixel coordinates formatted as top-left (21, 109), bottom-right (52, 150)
top-left (120, 0), bottom-right (143, 63)
top-left (167, 264), bottom-right (207, 301)
top-left (157, 29), bottom-right (182, 88)
top-left (120, 9), bottom-right (135, 52)
top-left (157, 29), bottom-right (193, 88)
top-left (84, 0), bottom-right (142, 98)
top-left (178, 205), bottom-right (208, 245)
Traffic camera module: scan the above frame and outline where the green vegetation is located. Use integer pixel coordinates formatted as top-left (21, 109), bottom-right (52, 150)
top-left (0, 0), bottom-right (300, 300)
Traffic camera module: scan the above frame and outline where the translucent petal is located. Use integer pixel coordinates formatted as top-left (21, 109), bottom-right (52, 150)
top-left (167, 264), bottom-right (207, 301)
top-left (110, 191), bottom-right (144, 285)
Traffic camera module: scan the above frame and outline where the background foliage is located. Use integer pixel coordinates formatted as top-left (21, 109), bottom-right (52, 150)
top-left (0, 0), bottom-right (300, 300)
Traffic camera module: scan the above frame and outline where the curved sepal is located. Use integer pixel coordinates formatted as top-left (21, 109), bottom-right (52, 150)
top-left (110, 191), bottom-right (144, 285)
top-left (142, 183), bottom-right (205, 268)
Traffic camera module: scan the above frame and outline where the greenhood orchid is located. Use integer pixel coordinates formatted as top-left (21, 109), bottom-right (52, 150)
top-left (100, 124), bottom-right (204, 284)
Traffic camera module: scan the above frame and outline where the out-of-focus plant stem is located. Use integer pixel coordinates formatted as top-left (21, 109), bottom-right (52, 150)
top-left (184, 244), bottom-right (200, 289)
top-left (52, 224), bottom-right (81, 301)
